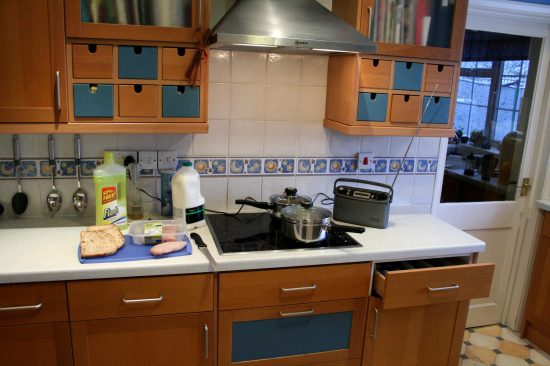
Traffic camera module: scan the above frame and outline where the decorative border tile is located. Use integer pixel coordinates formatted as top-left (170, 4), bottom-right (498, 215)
top-left (388, 159), bottom-right (415, 173)
top-left (264, 158), bottom-right (295, 174)
top-left (0, 161), bottom-right (14, 177)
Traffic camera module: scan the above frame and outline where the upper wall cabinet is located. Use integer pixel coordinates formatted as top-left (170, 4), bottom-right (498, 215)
top-left (0, 0), bottom-right (67, 123)
top-left (65, 0), bottom-right (209, 43)
top-left (332, 0), bottom-right (468, 62)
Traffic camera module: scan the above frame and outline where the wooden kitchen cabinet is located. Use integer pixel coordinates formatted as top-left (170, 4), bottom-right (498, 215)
top-left (522, 211), bottom-right (550, 353)
top-left (0, 0), bottom-right (67, 123)
top-left (363, 257), bottom-right (495, 366)
top-left (0, 281), bottom-right (72, 366)
top-left (217, 263), bottom-right (371, 366)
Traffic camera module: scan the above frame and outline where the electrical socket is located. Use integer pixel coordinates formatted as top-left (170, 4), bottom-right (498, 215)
top-left (358, 152), bottom-right (374, 171)
top-left (105, 151), bottom-right (137, 166)
top-left (138, 151), bottom-right (157, 170)
top-left (157, 150), bottom-right (177, 170)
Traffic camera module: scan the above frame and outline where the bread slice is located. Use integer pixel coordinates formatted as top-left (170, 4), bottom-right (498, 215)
top-left (86, 224), bottom-right (125, 249)
top-left (80, 230), bottom-right (119, 258)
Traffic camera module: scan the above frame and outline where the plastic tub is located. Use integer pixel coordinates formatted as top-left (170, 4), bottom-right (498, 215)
top-left (128, 220), bottom-right (187, 245)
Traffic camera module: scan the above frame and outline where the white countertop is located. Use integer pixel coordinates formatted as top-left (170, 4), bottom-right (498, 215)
top-left (0, 214), bottom-right (485, 284)
top-left (537, 200), bottom-right (550, 212)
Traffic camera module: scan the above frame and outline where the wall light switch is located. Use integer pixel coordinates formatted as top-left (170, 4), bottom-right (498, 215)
top-left (138, 151), bottom-right (157, 170)
top-left (358, 152), bottom-right (374, 171)
top-left (157, 150), bottom-right (177, 170)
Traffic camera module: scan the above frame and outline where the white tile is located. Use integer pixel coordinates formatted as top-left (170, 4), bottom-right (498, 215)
top-left (264, 121), bottom-right (298, 157)
top-left (468, 332), bottom-right (500, 350)
top-left (390, 175), bottom-right (413, 205)
top-left (530, 349), bottom-right (550, 366)
top-left (267, 53), bottom-right (302, 85)
top-left (300, 86), bottom-right (326, 122)
top-left (155, 134), bottom-right (193, 157)
top-left (231, 51), bottom-right (266, 83)
top-left (20, 134), bottom-right (48, 158)
top-left (328, 130), bottom-right (361, 156)
top-left (52, 134), bottom-right (76, 158)
top-left (261, 176), bottom-right (297, 201)
top-left (417, 137), bottom-right (441, 157)
top-left (412, 175), bottom-right (436, 205)
top-left (19, 179), bottom-right (45, 218)
top-left (295, 176), bottom-right (327, 201)
top-left (227, 177), bottom-right (262, 211)
top-left (229, 120), bottom-right (264, 156)
top-left (324, 175), bottom-right (358, 197)
top-left (297, 122), bottom-right (330, 156)
top-left (390, 204), bottom-right (431, 215)
top-left (192, 120), bottom-right (229, 156)
top-left (209, 50), bottom-right (231, 83)
top-left (80, 178), bottom-right (96, 217)
top-left (301, 55), bottom-right (328, 87)
top-left (116, 134), bottom-right (155, 150)
top-left (201, 177), bottom-right (228, 211)
top-left (208, 83), bottom-right (231, 120)
top-left (361, 136), bottom-right (391, 157)
top-left (0, 135), bottom-right (12, 158)
top-left (265, 85), bottom-right (301, 121)
top-left (495, 354), bottom-right (529, 366)
top-left (80, 134), bottom-right (117, 158)
top-left (230, 84), bottom-right (266, 120)
top-left (389, 136), bottom-right (418, 158)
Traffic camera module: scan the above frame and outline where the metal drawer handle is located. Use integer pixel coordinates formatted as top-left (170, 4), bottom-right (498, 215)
top-left (55, 71), bottom-right (61, 111)
top-left (280, 284), bottom-right (317, 293)
top-left (427, 284), bottom-right (460, 292)
top-left (198, 0), bottom-right (202, 29)
top-left (0, 302), bottom-right (43, 312)
top-left (204, 324), bottom-right (209, 359)
top-left (367, 7), bottom-right (373, 38)
top-left (370, 307), bottom-right (380, 340)
top-left (122, 295), bottom-right (163, 304)
top-left (279, 309), bottom-right (314, 318)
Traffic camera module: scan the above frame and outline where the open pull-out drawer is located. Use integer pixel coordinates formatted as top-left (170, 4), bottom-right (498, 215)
top-left (373, 257), bottom-right (494, 309)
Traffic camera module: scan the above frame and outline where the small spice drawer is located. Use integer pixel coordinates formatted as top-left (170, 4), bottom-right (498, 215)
top-left (390, 94), bottom-right (421, 123)
top-left (118, 84), bottom-right (158, 117)
top-left (72, 44), bottom-right (113, 79)
top-left (0, 282), bottom-right (68, 326)
top-left (393, 61), bottom-right (423, 91)
top-left (67, 274), bottom-right (213, 321)
top-left (219, 263), bottom-right (371, 311)
top-left (162, 85), bottom-right (200, 118)
top-left (373, 257), bottom-right (495, 310)
top-left (73, 83), bottom-right (114, 118)
top-left (360, 58), bottom-right (391, 89)
top-left (422, 96), bottom-right (451, 124)
top-left (118, 45), bottom-right (158, 80)
top-left (357, 92), bottom-right (388, 122)
top-left (162, 47), bottom-right (200, 81)
top-left (424, 64), bottom-right (455, 94)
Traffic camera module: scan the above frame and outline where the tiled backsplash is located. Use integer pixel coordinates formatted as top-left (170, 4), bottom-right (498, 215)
top-left (0, 51), bottom-right (443, 219)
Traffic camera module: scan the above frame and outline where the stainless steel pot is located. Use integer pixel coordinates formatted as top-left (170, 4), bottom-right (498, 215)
top-left (280, 203), bottom-right (365, 243)
top-left (235, 187), bottom-right (312, 219)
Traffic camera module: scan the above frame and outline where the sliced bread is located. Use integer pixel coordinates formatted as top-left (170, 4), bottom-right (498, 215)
top-left (86, 224), bottom-right (125, 249)
top-left (80, 230), bottom-right (119, 258)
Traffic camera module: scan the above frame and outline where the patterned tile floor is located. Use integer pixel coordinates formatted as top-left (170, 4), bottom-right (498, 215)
top-left (461, 324), bottom-right (550, 366)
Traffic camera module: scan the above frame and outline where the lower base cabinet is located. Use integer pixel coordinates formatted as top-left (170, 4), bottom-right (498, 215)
top-left (0, 322), bottom-right (73, 366)
top-left (71, 312), bottom-right (213, 366)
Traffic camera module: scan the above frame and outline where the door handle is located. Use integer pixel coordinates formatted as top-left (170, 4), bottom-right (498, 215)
top-left (280, 284), bottom-right (317, 293)
top-left (0, 302), bottom-right (43, 312)
top-left (427, 284), bottom-right (460, 292)
top-left (55, 71), bottom-right (61, 112)
top-left (122, 295), bottom-right (163, 304)
top-left (279, 309), bottom-right (314, 318)
top-left (204, 324), bottom-right (209, 359)
top-left (370, 307), bottom-right (380, 340)
top-left (367, 7), bottom-right (373, 39)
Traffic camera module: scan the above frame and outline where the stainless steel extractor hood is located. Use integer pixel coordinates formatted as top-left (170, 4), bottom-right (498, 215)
top-left (208, 0), bottom-right (377, 54)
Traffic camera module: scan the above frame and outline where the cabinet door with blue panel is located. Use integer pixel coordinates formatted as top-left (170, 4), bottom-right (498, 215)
top-left (422, 96), bottom-right (451, 126)
top-left (218, 299), bottom-right (366, 366)
top-left (162, 85), bottom-right (200, 118)
top-left (73, 84), bottom-right (113, 118)
top-left (118, 46), bottom-right (158, 80)
top-left (393, 62), bottom-right (424, 91)
top-left (357, 93), bottom-right (388, 122)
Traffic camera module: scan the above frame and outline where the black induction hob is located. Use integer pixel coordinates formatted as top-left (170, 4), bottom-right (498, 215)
top-left (206, 212), bottom-right (362, 254)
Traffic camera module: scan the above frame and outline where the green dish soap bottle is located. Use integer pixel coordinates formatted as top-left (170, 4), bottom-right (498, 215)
top-left (93, 151), bottom-right (128, 228)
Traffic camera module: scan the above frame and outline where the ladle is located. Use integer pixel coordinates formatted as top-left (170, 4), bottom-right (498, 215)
top-left (72, 134), bottom-right (87, 212)
top-left (46, 135), bottom-right (62, 213)
top-left (11, 135), bottom-right (28, 215)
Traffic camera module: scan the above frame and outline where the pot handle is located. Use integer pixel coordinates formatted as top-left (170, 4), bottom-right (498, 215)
top-left (235, 199), bottom-right (274, 210)
top-left (329, 223), bottom-right (366, 234)
top-left (333, 178), bottom-right (393, 203)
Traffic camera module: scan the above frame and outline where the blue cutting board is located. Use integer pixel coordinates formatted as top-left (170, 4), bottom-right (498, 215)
top-left (79, 234), bottom-right (192, 264)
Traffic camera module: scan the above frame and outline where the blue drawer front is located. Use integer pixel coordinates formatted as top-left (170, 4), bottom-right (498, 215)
top-left (232, 311), bottom-right (353, 362)
top-left (357, 93), bottom-right (387, 122)
top-left (73, 84), bottom-right (113, 117)
top-left (422, 96), bottom-right (451, 124)
top-left (118, 46), bottom-right (157, 79)
top-left (393, 62), bottom-right (423, 91)
top-left (162, 85), bottom-right (200, 117)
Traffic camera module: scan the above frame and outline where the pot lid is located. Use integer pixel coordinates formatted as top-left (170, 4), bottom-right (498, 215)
top-left (270, 187), bottom-right (312, 207)
top-left (281, 203), bottom-right (331, 224)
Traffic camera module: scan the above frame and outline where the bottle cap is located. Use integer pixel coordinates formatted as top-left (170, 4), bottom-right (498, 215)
top-left (182, 161), bottom-right (192, 167)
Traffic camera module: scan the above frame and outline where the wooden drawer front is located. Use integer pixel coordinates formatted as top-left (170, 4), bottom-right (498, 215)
top-left (422, 96), bottom-right (451, 124)
top-left (360, 58), bottom-right (391, 89)
top-left (357, 92), bottom-right (387, 122)
top-left (118, 85), bottom-right (158, 117)
top-left (67, 274), bottom-right (213, 321)
top-left (162, 85), bottom-right (200, 117)
top-left (390, 94), bottom-right (421, 123)
top-left (393, 62), bottom-right (423, 91)
top-left (374, 262), bottom-right (494, 309)
top-left (118, 46), bottom-right (158, 80)
top-left (162, 47), bottom-right (200, 81)
top-left (424, 64), bottom-right (454, 94)
top-left (73, 83), bottom-right (114, 117)
top-left (72, 44), bottom-right (113, 79)
top-left (219, 263), bottom-right (371, 311)
top-left (218, 299), bottom-right (366, 366)
top-left (0, 282), bottom-right (68, 326)
top-left (542, 212), bottom-right (550, 238)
